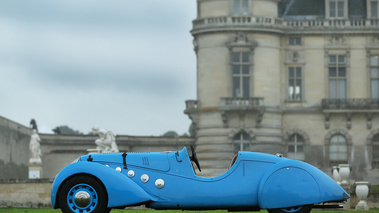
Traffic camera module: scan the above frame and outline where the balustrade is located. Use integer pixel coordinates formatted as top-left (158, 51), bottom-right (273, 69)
top-left (321, 99), bottom-right (379, 110)
top-left (220, 97), bottom-right (264, 110)
top-left (184, 100), bottom-right (198, 114)
top-left (192, 15), bottom-right (379, 30)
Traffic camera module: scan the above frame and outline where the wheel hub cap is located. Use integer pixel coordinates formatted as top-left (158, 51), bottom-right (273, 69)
top-left (282, 206), bottom-right (302, 213)
top-left (74, 191), bottom-right (91, 207)
top-left (67, 183), bottom-right (98, 213)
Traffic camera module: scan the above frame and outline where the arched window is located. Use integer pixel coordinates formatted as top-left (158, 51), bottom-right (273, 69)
top-left (287, 134), bottom-right (305, 160)
top-left (372, 134), bottom-right (379, 168)
top-left (329, 134), bottom-right (348, 165)
top-left (233, 132), bottom-right (250, 154)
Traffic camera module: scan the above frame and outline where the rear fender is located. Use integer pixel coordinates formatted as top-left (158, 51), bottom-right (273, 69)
top-left (51, 161), bottom-right (153, 208)
top-left (258, 159), bottom-right (349, 209)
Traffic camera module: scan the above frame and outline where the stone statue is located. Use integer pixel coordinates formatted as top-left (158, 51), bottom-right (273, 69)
top-left (92, 127), bottom-right (119, 153)
top-left (29, 129), bottom-right (42, 164)
top-left (29, 118), bottom-right (38, 132)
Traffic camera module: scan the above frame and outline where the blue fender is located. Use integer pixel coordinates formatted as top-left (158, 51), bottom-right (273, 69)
top-left (258, 159), bottom-right (349, 209)
top-left (51, 161), bottom-right (154, 208)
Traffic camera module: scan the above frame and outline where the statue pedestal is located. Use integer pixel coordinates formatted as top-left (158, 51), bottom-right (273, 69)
top-left (355, 200), bottom-right (369, 210)
top-left (87, 149), bottom-right (100, 154)
top-left (28, 163), bottom-right (42, 179)
top-left (341, 184), bottom-right (351, 210)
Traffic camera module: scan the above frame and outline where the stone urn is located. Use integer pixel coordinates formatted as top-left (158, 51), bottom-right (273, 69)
top-left (355, 181), bottom-right (369, 210)
top-left (338, 164), bottom-right (350, 185)
top-left (332, 166), bottom-right (341, 185)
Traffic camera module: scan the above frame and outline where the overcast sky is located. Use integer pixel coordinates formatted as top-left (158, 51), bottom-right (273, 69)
top-left (0, 1), bottom-right (197, 136)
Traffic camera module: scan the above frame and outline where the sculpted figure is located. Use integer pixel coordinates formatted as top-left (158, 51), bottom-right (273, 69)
top-left (92, 127), bottom-right (119, 153)
top-left (29, 129), bottom-right (42, 163)
top-left (29, 118), bottom-right (38, 132)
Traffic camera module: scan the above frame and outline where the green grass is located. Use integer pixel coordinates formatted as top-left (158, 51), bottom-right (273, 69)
top-left (0, 209), bottom-right (378, 213)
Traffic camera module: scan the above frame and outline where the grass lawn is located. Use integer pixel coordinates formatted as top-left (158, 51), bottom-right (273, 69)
top-left (0, 209), bottom-right (379, 213)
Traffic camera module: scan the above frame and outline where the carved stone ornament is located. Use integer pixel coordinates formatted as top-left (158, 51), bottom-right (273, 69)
top-left (193, 38), bottom-right (199, 53)
top-left (324, 113), bottom-right (331, 129)
top-left (369, 35), bottom-right (379, 45)
top-left (255, 110), bottom-right (264, 127)
top-left (286, 50), bottom-right (302, 63)
top-left (292, 51), bottom-right (299, 62)
top-left (324, 129), bottom-right (352, 145)
top-left (226, 32), bottom-right (258, 50)
top-left (228, 129), bottom-right (255, 140)
top-left (366, 112), bottom-right (373, 130)
top-left (327, 35), bottom-right (347, 46)
top-left (284, 128), bottom-right (310, 145)
top-left (221, 111), bottom-right (228, 128)
top-left (346, 113), bottom-right (352, 130)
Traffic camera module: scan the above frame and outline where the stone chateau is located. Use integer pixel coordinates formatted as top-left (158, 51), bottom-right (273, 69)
top-left (1, 0), bottom-right (379, 184)
top-left (185, 0), bottom-right (379, 183)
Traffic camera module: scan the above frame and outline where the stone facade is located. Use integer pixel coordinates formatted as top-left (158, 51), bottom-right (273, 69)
top-left (0, 116), bottom-right (31, 180)
top-left (0, 179), bottom-right (53, 208)
top-left (0, 116), bottom-right (194, 179)
top-left (185, 0), bottom-right (379, 183)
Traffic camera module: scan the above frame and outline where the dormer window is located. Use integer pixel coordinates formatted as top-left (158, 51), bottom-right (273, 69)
top-left (330, 1), bottom-right (344, 17)
top-left (326, 0), bottom-right (348, 19)
top-left (234, 0), bottom-right (248, 15)
top-left (369, 0), bottom-right (379, 18)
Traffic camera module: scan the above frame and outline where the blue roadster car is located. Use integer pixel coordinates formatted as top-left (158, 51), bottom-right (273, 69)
top-left (51, 146), bottom-right (349, 213)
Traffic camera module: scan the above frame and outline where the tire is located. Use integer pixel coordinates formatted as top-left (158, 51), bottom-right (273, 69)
top-left (58, 175), bottom-right (109, 213)
top-left (267, 205), bottom-right (313, 213)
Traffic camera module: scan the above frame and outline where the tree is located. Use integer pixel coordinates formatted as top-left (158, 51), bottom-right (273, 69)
top-left (163, 131), bottom-right (178, 137)
top-left (52, 125), bottom-right (83, 135)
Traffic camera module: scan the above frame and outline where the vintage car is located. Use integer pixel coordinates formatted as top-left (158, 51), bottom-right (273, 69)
top-left (51, 146), bottom-right (349, 213)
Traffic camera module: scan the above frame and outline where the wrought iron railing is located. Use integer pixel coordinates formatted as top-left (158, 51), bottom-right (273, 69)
top-left (321, 99), bottom-right (379, 110)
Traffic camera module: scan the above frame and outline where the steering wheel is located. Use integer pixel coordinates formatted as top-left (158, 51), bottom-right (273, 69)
top-left (190, 145), bottom-right (201, 172)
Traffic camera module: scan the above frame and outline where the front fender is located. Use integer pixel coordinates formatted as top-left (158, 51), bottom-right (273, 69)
top-left (51, 161), bottom-right (153, 208)
top-left (258, 159), bottom-right (349, 209)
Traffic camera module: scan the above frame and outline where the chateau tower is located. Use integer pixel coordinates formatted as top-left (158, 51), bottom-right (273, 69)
top-left (185, 0), bottom-right (379, 183)
top-left (186, 0), bottom-right (283, 176)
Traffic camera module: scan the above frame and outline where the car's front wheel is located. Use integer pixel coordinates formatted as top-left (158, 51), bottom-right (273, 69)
top-left (58, 175), bottom-right (110, 213)
top-left (268, 205), bottom-right (313, 213)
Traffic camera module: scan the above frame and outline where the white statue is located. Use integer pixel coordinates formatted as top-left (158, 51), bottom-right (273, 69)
top-left (29, 129), bottom-right (42, 164)
top-left (92, 127), bottom-right (119, 153)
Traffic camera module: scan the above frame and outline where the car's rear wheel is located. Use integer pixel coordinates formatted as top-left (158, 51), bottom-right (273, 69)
top-left (58, 175), bottom-right (110, 213)
top-left (268, 204), bottom-right (313, 213)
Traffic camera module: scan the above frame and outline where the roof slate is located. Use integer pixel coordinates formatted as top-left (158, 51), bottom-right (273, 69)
top-left (278, 0), bottom-right (367, 19)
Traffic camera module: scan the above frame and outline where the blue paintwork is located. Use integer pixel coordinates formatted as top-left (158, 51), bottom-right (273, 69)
top-left (51, 147), bottom-right (349, 211)
top-left (51, 162), bottom-right (153, 208)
